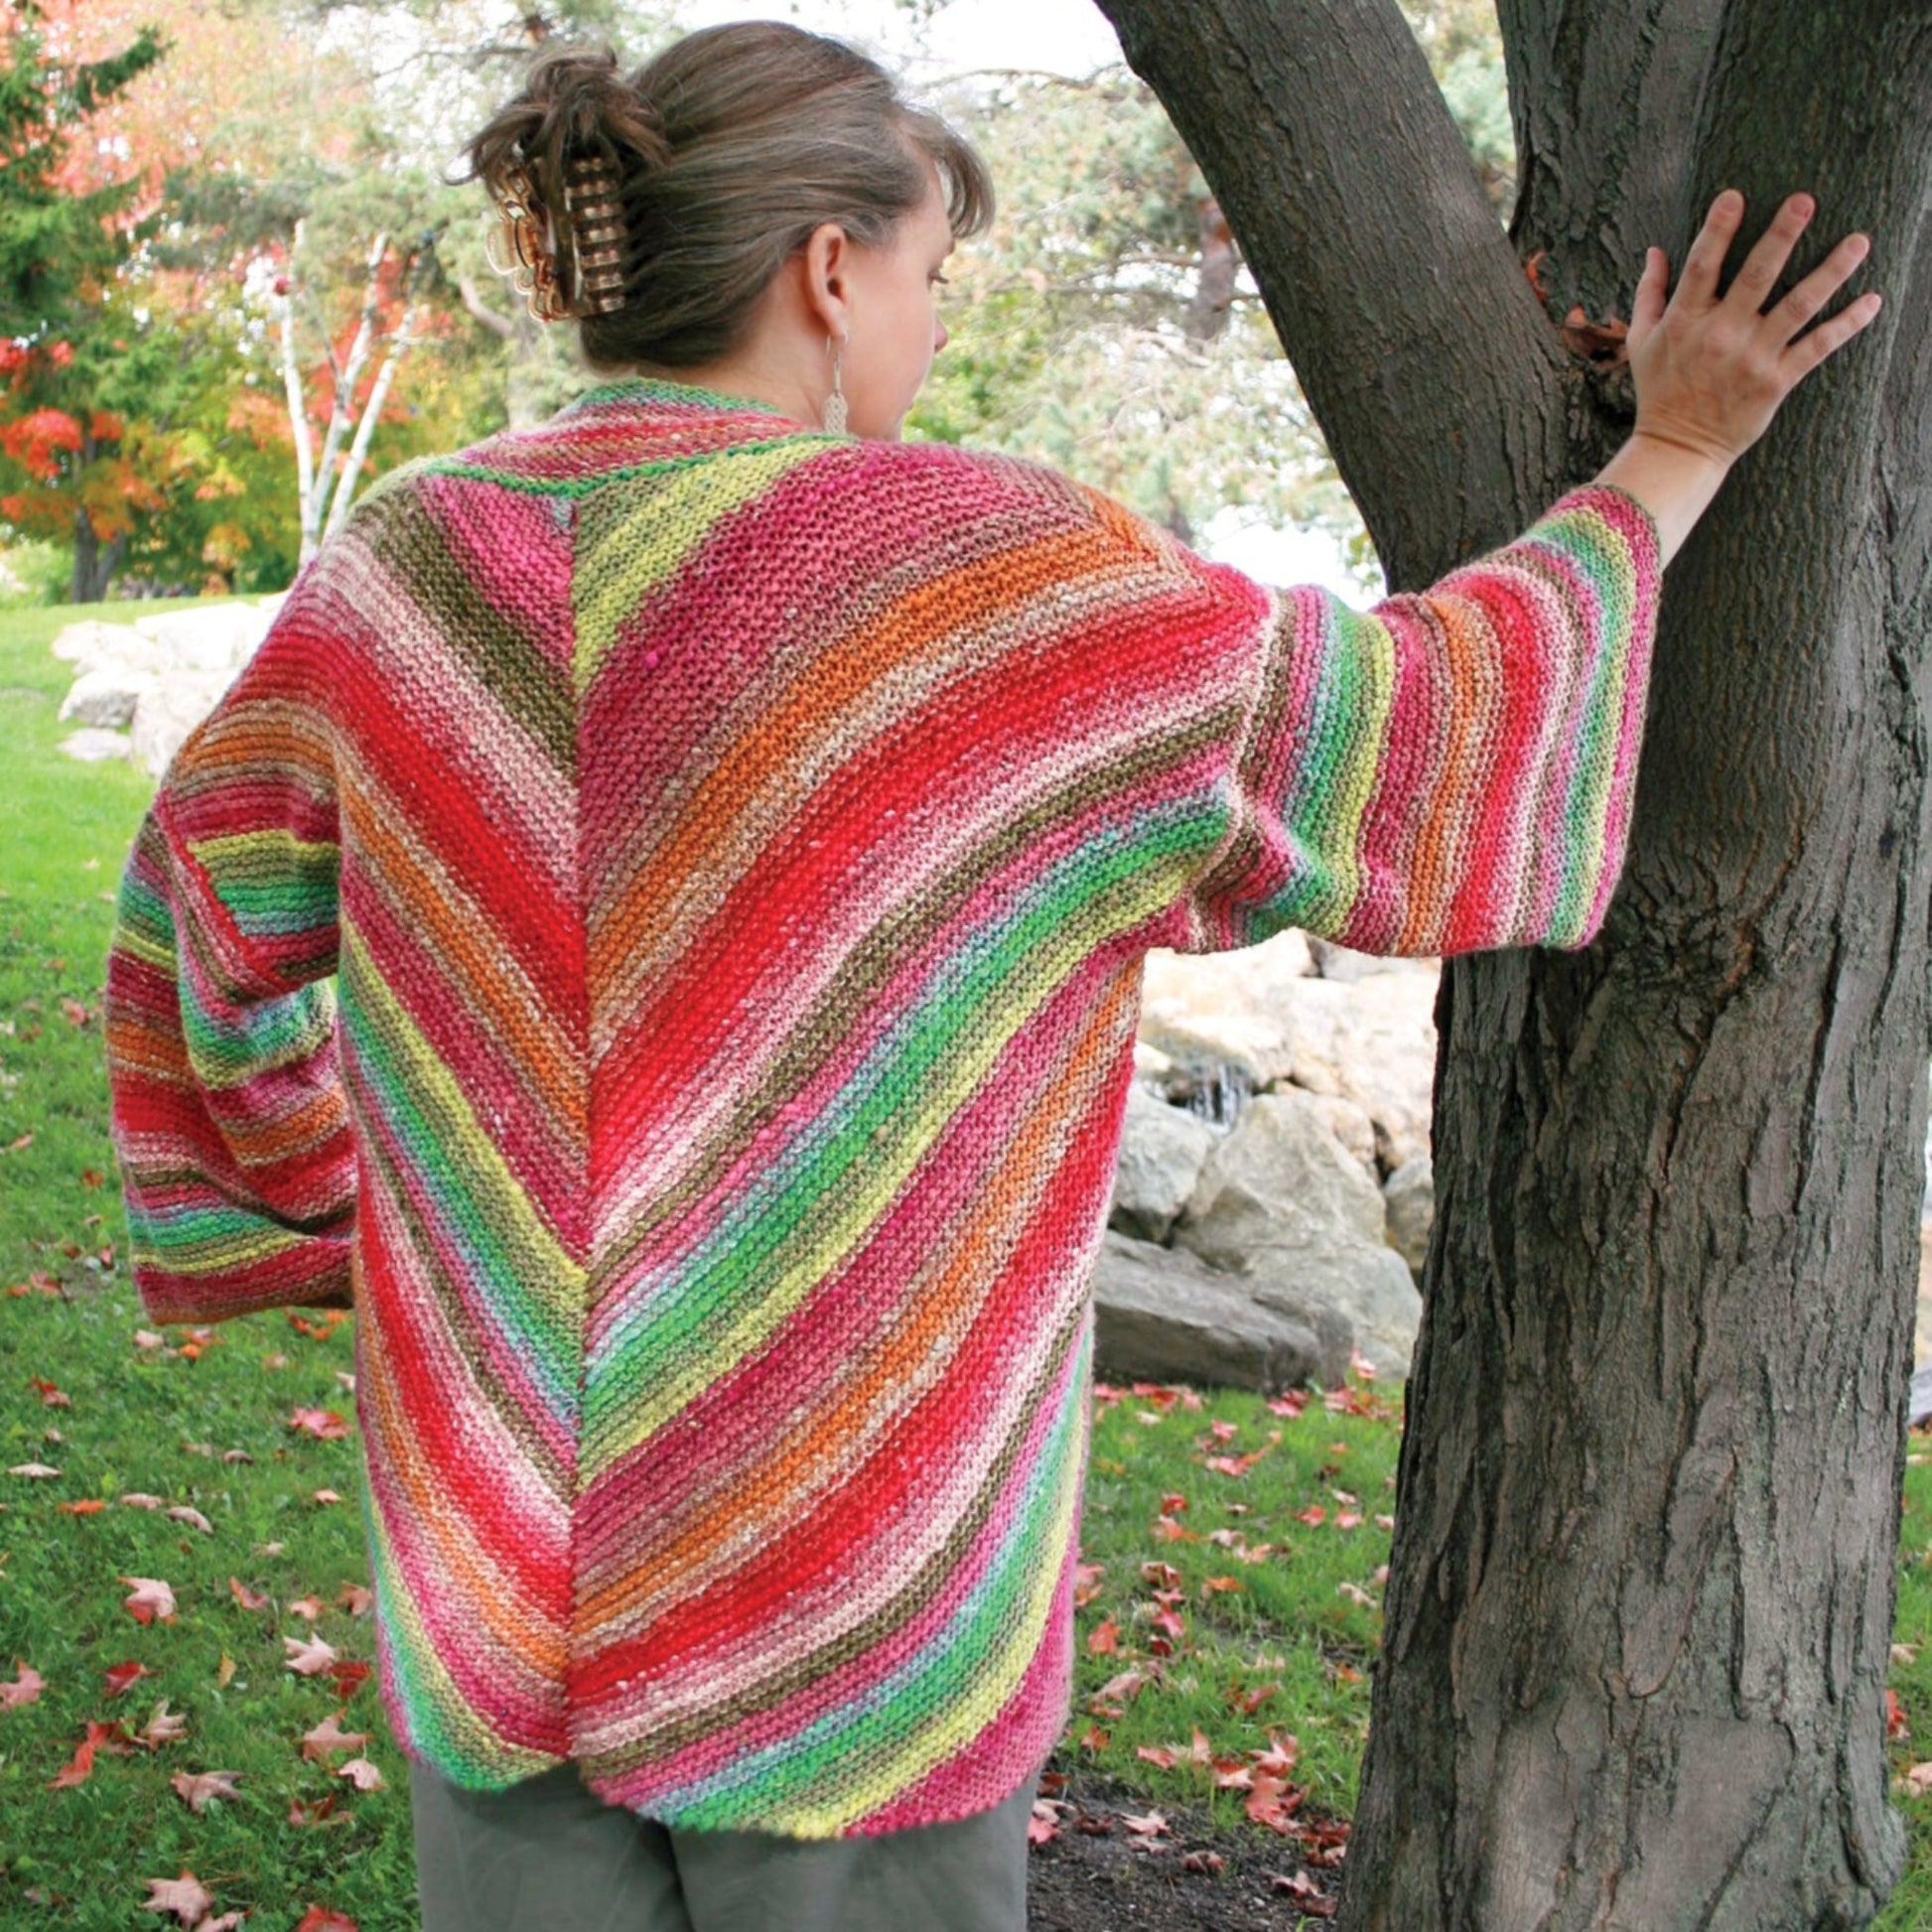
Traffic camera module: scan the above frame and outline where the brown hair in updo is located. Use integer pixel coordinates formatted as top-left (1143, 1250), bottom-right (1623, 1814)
top-left (459, 21), bottom-right (995, 371)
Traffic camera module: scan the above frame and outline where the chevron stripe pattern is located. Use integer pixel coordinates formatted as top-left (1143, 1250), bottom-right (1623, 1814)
top-left (103, 376), bottom-right (1661, 1838)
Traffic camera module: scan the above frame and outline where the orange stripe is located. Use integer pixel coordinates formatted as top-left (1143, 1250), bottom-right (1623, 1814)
top-left (1394, 599), bottom-right (1491, 954)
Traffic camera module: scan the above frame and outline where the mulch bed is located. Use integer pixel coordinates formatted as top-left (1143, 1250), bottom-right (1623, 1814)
top-left (1027, 1754), bottom-right (1343, 1930)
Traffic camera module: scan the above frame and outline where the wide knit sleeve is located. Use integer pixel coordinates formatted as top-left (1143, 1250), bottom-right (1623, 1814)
top-left (1138, 481), bottom-right (1663, 959)
top-left (102, 563), bottom-right (355, 1327)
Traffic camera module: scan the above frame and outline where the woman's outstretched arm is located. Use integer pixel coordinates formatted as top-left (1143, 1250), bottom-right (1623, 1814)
top-left (1147, 188), bottom-right (1882, 960)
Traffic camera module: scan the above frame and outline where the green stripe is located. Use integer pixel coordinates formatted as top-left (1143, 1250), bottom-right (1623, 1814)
top-left (357, 1463), bottom-right (558, 1785)
top-left (179, 973), bottom-right (336, 1088)
top-left (129, 1199), bottom-right (317, 1271)
top-left (1541, 506), bottom-right (1635, 940)
top-left (418, 433), bottom-right (843, 500)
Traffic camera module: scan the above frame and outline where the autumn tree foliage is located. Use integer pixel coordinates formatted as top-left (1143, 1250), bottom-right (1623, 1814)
top-left (1093, 0), bottom-right (1932, 1923)
top-left (0, 1), bottom-right (170, 601)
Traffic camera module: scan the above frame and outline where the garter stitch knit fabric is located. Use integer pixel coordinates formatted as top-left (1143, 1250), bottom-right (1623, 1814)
top-left (103, 374), bottom-right (1663, 1839)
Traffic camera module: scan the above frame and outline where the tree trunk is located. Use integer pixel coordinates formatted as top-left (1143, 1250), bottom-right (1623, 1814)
top-left (70, 505), bottom-right (126, 605)
top-left (1090, 0), bottom-right (1932, 1923)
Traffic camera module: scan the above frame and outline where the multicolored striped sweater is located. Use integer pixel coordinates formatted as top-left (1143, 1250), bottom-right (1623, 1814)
top-left (103, 375), bottom-right (1662, 1838)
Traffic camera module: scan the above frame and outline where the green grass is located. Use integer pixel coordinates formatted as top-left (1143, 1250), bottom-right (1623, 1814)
top-left (1, 598), bottom-right (1930, 1927)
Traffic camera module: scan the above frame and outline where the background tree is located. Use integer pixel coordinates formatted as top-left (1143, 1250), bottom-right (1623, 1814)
top-left (1089, 0), bottom-right (1932, 1923)
top-left (0, 0), bottom-right (167, 600)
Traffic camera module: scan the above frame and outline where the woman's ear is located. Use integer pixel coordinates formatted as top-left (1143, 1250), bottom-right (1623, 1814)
top-left (801, 219), bottom-right (853, 340)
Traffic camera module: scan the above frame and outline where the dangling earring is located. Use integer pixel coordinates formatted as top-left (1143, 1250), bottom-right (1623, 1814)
top-left (822, 332), bottom-right (849, 435)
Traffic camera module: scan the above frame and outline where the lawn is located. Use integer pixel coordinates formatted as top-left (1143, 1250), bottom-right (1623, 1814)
top-left (2, 598), bottom-right (1930, 1929)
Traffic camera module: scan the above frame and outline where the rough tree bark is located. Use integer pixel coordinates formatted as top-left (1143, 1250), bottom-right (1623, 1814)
top-left (1088, 0), bottom-right (1932, 1924)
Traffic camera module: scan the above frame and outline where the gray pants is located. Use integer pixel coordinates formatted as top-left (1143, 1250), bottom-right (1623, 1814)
top-left (407, 1754), bottom-right (1044, 1932)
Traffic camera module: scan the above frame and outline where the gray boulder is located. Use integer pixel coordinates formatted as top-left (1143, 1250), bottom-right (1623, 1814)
top-left (1247, 1239), bottom-right (1422, 1382)
top-left (129, 600), bottom-right (273, 669)
top-left (51, 619), bottom-right (158, 673)
top-left (1276, 971), bottom-right (1437, 1173)
top-left (1139, 928), bottom-right (1312, 1091)
top-left (1093, 1229), bottom-right (1349, 1393)
top-left (1383, 1155), bottom-right (1434, 1277)
top-left (1173, 1087), bottom-right (1422, 1379)
top-left (1295, 1089), bottom-right (1378, 1177)
top-left (58, 726), bottom-right (136, 762)
top-left (58, 663), bottom-right (155, 729)
top-left (1109, 1081), bottom-right (1218, 1243)
top-left (1178, 1087), bottom-right (1390, 1254)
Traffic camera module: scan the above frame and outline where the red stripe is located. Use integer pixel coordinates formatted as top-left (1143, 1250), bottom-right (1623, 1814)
top-left (1441, 577), bottom-right (1547, 953)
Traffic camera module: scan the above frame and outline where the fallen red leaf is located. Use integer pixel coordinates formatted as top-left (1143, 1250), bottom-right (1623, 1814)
top-left (49, 1718), bottom-right (135, 1788)
top-left (138, 1699), bottom-right (189, 1747)
top-left (288, 1790), bottom-right (351, 1828)
top-left (327, 1658), bottom-right (372, 1699)
top-left (1271, 1865), bottom-right (1337, 1916)
top-left (300, 1711), bottom-right (373, 1762)
top-left (284, 1633), bottom-right (340, 1676)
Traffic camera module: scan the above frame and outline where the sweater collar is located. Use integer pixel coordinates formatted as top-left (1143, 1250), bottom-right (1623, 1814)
top-left (563, 374), bottom-right (812, 427)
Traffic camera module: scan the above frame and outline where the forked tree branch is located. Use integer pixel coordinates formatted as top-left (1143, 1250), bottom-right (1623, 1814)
top-left (1089, 0), bottom-right (1572, 587)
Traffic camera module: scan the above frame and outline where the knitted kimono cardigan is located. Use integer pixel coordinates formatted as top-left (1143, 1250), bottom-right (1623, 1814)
top-left (103, 375), bottom-right (1662, 1839)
